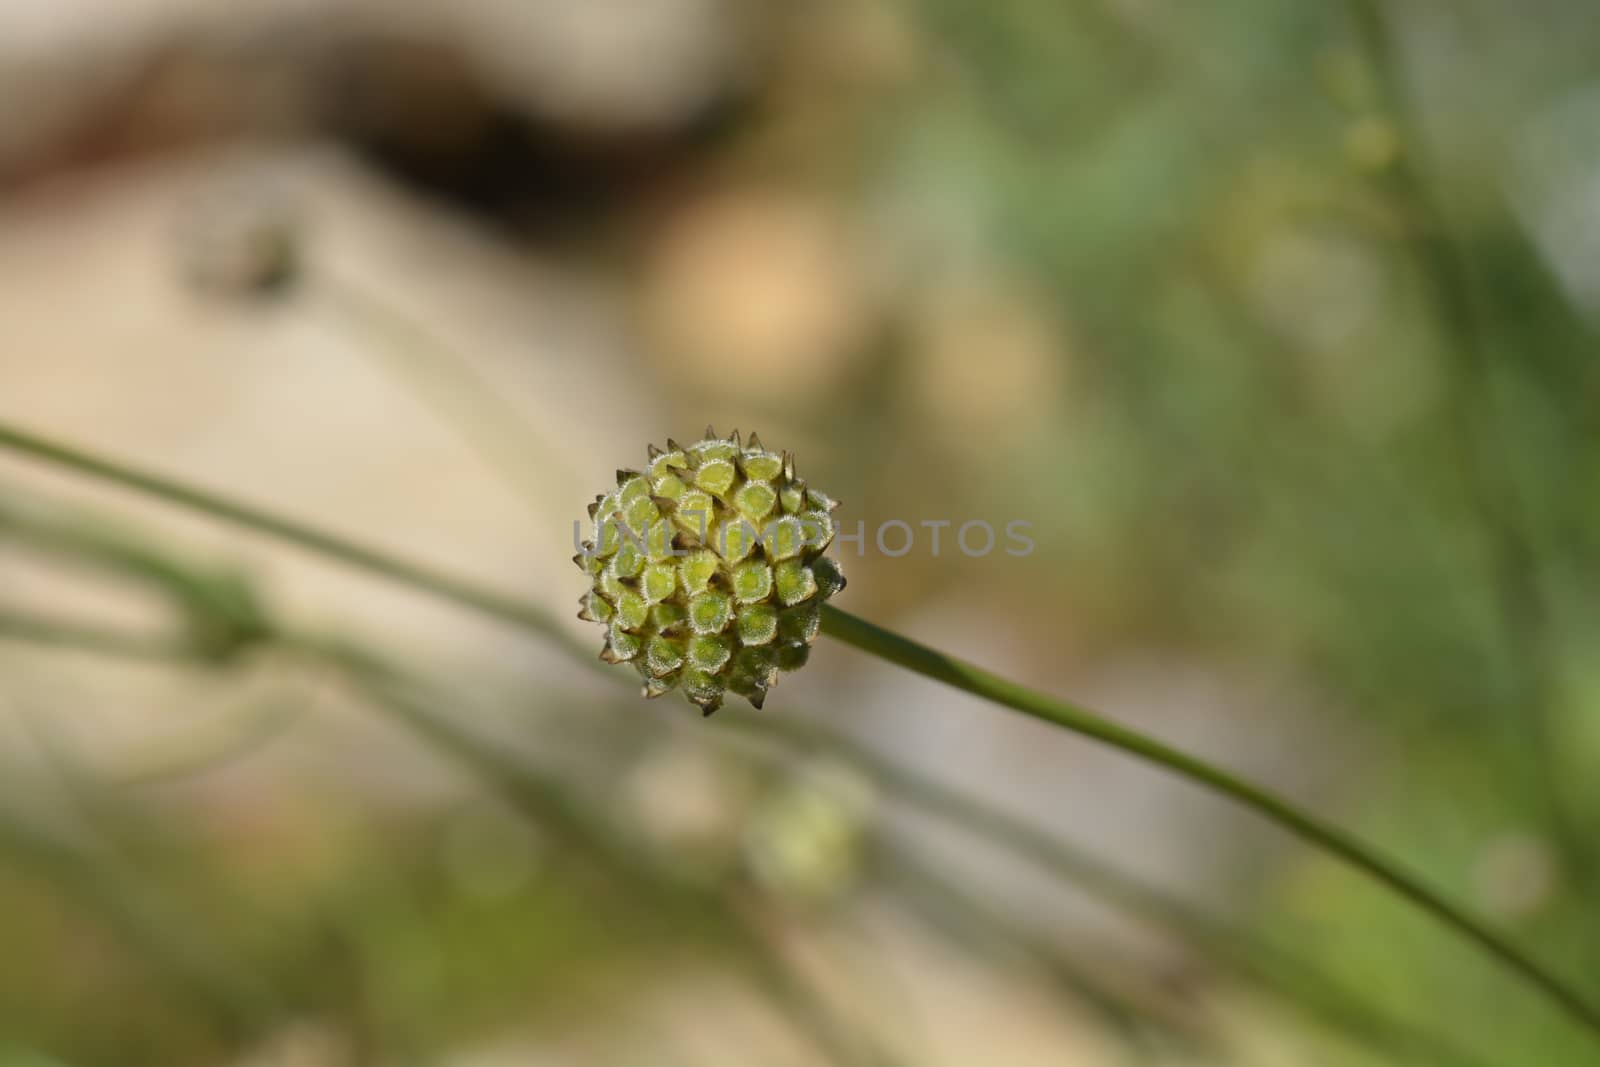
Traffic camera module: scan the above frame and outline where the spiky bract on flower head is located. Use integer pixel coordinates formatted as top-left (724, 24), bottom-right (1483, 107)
top-left (574, 428), bottom-right (845, 714)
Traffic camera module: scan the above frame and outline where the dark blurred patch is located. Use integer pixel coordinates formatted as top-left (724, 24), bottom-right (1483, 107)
top-left (0, 16), bottom-right (756, 238)
top-left (314, 35), bottom-right (752, 236)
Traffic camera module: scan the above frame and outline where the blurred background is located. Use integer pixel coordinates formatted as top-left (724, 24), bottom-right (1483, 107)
top-left (2, 0), bottom-right (1599, 1063)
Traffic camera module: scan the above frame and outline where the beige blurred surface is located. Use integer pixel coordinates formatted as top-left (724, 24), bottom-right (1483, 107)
top-left (0, 144), bottom-right (628, 789)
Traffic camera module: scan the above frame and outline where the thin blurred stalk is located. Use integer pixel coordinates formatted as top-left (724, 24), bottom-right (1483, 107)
top-left (0, 608), bottom-right (188, 662)
top-left (1344, 0), bottom-right (1600, 967)
top-left (0, 421), bottom-right (599, 670)
top-left (0, 491), bottom-right (274, 665)
top-left (0, 419), bottom-right (1596, 1040)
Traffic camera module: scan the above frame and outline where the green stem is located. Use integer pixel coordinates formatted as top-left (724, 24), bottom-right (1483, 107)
top-left (818, 604), bottom-right (1600, 1038)
top-left (0, 416), bottom-right (1595, 1039)
top-left (0, 421), bottom-right (598, 669)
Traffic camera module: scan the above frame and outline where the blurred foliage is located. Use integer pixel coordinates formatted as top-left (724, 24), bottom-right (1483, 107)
top-left (834, 0), bottom-right (1600, 1059)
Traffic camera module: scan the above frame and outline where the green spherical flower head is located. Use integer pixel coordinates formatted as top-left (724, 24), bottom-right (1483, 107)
top-left (574, 428), bottom-right (845, 715)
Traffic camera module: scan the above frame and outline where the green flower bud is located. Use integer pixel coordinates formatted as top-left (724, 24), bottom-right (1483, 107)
top-left (575, 429), bottom-right (845, 715)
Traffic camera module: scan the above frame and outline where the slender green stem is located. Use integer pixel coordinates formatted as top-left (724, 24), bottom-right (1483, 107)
top-left (818, 604), bottom-right (1600, 1038)
top-left (0, 416), bottom-right (1596, 1039)
top-left (0, 421), bottom-right (598, 669)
